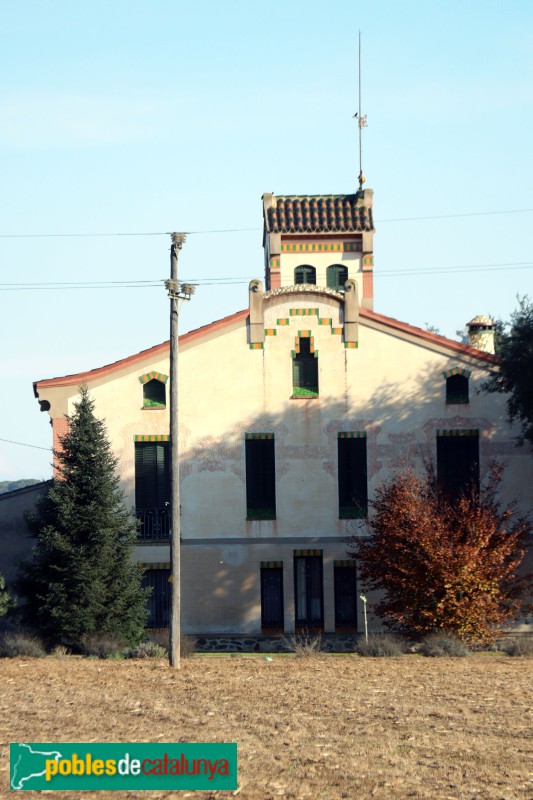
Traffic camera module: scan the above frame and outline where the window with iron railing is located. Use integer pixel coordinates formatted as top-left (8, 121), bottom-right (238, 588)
top-left (135, 441), bottom-right (171, 539)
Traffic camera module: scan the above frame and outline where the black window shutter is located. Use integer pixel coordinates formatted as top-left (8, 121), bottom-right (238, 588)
top-left (246, 439), bottom-right (276, 518)
top-left (135, 442), bottom-right (169, 511)
top-left (338, 438), bottom-right (368, 517)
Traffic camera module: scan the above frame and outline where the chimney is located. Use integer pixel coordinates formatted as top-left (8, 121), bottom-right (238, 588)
top-left (467, 315), bottom-right (495, 354)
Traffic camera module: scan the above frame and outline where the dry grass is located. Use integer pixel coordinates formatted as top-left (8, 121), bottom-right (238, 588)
top-left (0, 654), bottom-right (532, 799)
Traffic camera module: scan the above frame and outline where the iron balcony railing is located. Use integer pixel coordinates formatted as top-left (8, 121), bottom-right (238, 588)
top-left (136, 508), bottom-right (171, 540)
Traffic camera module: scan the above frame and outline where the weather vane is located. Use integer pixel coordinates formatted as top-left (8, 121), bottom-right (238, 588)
top-left (353, 30), bottom-right (367, 192)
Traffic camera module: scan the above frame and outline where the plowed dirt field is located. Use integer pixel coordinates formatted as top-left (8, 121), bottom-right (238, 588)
top-left (0, 654), bottom-right (531, 800)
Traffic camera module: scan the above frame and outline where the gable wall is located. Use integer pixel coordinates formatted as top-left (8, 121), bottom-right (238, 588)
top-left (33, 298), bottom-right (533, 634)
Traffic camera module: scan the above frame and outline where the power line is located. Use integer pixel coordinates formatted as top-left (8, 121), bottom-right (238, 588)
top-left (0, 228), bottom-right (260, 239)
top-left (0, 231), bottom-right (170, 239)
top-left (0, 207), bottom-right (532, 239)
top-left (0, 437), bottom-right (52, 451)
top-left (0, 279), bottom-right (162, 286)
top-left (0, 260), bottom-right (531, 292)
top-left (379, 208), bottom-right (533, 223)
top-left (0, 284), bottom-right (163, 291)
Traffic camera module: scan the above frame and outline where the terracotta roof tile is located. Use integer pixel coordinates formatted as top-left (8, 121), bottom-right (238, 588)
top-left (265, 194), bottom-right (374, 234)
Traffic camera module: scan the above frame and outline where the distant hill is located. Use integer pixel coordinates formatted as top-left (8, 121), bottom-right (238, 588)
top-left (0, 479), bottom-right (41, 495)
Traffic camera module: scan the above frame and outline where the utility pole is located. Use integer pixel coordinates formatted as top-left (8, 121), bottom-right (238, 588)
top-left (165, 232), bottom-right (194, 669)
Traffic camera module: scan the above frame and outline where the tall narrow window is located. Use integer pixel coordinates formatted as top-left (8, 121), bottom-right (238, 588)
top-left (334, 563), bottom-right (357, 629)
top-left (327, 264), bottom-right (348, 291)
top-left (142, 568), bottom-right (171, 627)
top-left (260, 565), bottom-right (284, 628)
top-left (135, 441), bottom-right (171, 539)
top-left (245, 435), bottom-right (276, 519)
top-left (143, 379), bottom-right (166, 408)
top-left (446, 374), bottom-right (469, 404)
top-left (338, 434), bottom-right (368, 518)
top-left (294, 265), bottom-right (316, 285)
top-left (293, 338), bottom-right (318, 397)
top-left (294, 554), bottom-right (323, 627)
top-left (437, 431), bottom-right (479, 500)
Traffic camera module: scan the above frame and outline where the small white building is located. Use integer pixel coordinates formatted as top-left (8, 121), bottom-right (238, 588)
top-left (33, 189), bottom-right (533, 644)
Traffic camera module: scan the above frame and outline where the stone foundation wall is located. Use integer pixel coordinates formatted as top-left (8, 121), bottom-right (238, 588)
top-left (191, 634), bottom-right (359, 653)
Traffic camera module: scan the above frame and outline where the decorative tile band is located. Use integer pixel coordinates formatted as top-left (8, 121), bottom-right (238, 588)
top-left (138, 371), bottom-right (169, 385)
top-left (362, 255), bottom-right (374, 267)
top-left (260, 561), bottom-right (283, 568)
top-left (318, 318), bottom-right (332, 325)
top-left (331, 327), bottom-right (343, 335)
top-left (277, 318), bottom-right (290, 325)
top-left (442, 367), bottom-right (472, 379)
top-left (298, 330), bottom-right (312, 337)
top-left (269, 258), bottom-right (280, 269)
top-left (338, 431), bottom-right (367, 439)
top-left (436, 429), bottom-right (479, 437)
top-left (134, 434), bottom-right (170, 442)
top-left (245, 432), bottom-right (274, 440)
top-left (344, 342), bottom-right (358, 349)
top-left (249, 342), bottom-right (264, 350)
top-left (334, 560), bottom-right (356, 568)
top-left (281, 242), bottom-right (362, 253)
top-left (294, 549), bottom-right (323, 556)
top-left (290, 308), bottom-right (319, 316)
top-left (139, 562), bottom-right (170, 569)
top-left (264, 328), bottom-right (277, 336)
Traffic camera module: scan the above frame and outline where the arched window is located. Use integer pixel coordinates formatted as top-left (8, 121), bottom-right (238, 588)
top-left (294, 265), bottom-right (316, 285)
top-left (143, 378), bottom-right (166, 408)
top-left (446, 374), bottom-right (469, 404)
top-left (326, 264), bottom-right (348, 291)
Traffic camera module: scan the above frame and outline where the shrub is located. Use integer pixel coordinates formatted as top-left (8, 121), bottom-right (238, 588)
top-left (501, 637), bottom-right (533, 657)
top-left (0, 632), bottom-right (46, 658)
top-left (418, 631), bottom-right (471, 658)
top-left (80, 633), bottom-right (125, 659)
top-left (0, 573), bottom-right (12, 617)
top-left (355, 633), bottom-right (406, 657)
top-left (349, 463), bottom-right (531, 645)
top-left (147, 628), bottom-right (169, 650)
top-left (122, 641), bottom-right (167, 659)
top-left (180, 634), bottom-right (197, 659)
top-left (142, 630), bottom-right (196, 658)
top-left (282, 631), bottom-right (323, 657)
top-left (51, 644), bottom-right (70, 659)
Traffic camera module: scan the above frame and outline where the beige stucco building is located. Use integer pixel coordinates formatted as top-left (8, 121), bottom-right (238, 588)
top-left (32, 189), bottom-right (533, 642)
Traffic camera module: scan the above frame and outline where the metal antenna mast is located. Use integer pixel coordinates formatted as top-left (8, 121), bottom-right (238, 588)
top-left (357, 30), bottom-right (367, 192)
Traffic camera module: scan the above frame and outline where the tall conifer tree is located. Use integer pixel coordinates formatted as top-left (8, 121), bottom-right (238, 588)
top-left (17, 386), bottom-right (148, 648)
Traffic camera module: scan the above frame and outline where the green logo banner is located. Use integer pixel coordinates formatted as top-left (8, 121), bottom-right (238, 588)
top-left (10, 743), bottom-right (237, 791)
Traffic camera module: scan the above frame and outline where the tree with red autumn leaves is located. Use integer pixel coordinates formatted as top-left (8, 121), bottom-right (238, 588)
top-left (348, 463), bottom-right (531, 644)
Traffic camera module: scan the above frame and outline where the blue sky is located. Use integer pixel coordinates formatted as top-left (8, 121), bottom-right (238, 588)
top-left (1, 0), bottom-right (532, 481)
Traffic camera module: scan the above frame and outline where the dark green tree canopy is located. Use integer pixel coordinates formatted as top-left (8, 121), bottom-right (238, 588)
top-left (486, 297), bottom-right (533, 448)
top-left (16, 385), bottom-right (148, 648)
